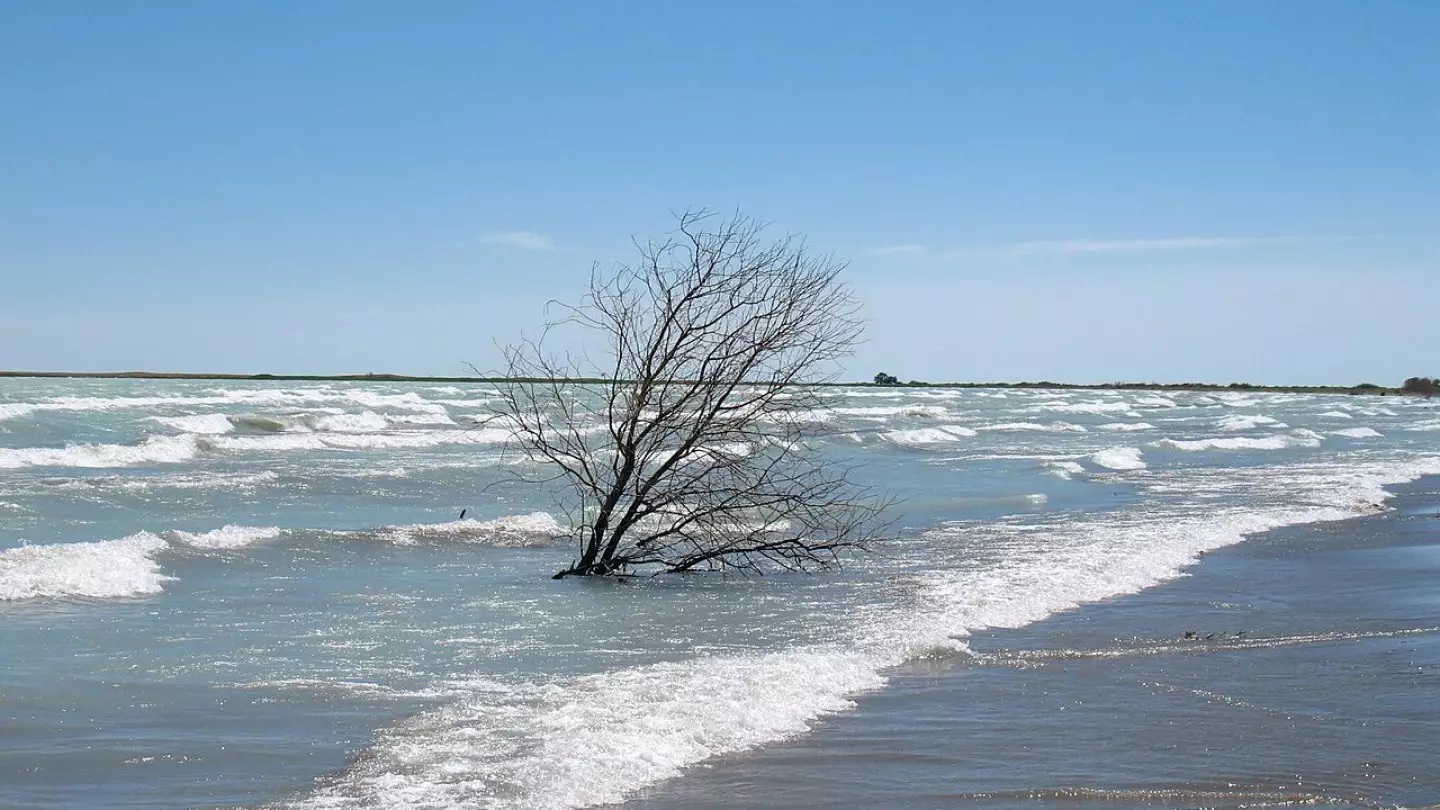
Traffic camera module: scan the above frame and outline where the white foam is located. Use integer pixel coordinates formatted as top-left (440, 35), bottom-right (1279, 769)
top-left (386, 412), bottom-right (459, 427)
top-left (208, 427), bottom-right (514, 454)
top-left (40, 390), bottom-right (335, 414)
top-left (1045, 460), bottom-right (1087, 479)
top-left (290, 650), bottom-right (884, 810)
top-left (1332, 427), bottom-right (1382, 439)
top-left (1029, 400), bottom-right (1140, 417)
top-left (828, 404), bottom-right (948, 419)
top-left (1317, 410), bottom-right (1354, 419)
top-left (982, 421), bottom-right (1087, 433)
top-left (380, 512), bottom-right (568, 547)
top-left (0, 533), bottom-right (174, 600)
top-left (231, 410), bottom-right (456, 433)
top-left (311, 412), bottom-right (391, 433)
top-left (1216, 414), bottom-right (1285, 432)
top-left (0, 434), bottom-right (199, 469)
top-left (0, 402), bottom-right (39, 422)
top-left (884, 456), bottom-right (1440, 658)
top-left (172, 525), bottom-right (283, 549)
top-left (152, 413), bottom-right (237, 434)
top-left (881, 425), bottom-right (979, 446)
top-left (1097, 422), bottom-right (1155, 432)
top-left (344, 391), bottom-right (452, 416)
top-left (1132, 395), bottom-right (1177, 408)
top-left (1156, 432), bottom-right (1323, 452)
top-left (1089, 447), bottom-right (1147, 470)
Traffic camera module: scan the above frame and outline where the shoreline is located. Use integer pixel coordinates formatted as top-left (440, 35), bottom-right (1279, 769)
top-left (0, 369), bottom-right (1411, 396)
top-left (627, 476), bottom-right (1440, 810)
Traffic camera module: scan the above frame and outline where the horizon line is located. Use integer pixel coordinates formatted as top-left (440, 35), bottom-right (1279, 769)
top-left (0, 369), bottom-right (1408, 393)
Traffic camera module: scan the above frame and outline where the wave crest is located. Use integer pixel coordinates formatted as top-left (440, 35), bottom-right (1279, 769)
top-left (0, 533), bottom-right (173, 601)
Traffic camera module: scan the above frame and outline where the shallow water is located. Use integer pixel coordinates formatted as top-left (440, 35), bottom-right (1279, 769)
top-left (628, 479), bottom-right (1440, 810)
top-left (1, 380), bottom-right (1437, 809)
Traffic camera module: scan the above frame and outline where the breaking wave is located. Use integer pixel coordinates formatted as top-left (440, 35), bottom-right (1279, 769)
top-left (1090, 447), bottom-right (1147, 470)
top-left (1028, 400), bottom-right (1141, 418)
top-left (882, 425), bottom-right (979, 446)
top-left (171, 525), bottom-right (283, 550)
top-left (0, 533), bottom-right (174, 600)
top-left (1157, 431), bottom-right (1324, 452)
top-left (1097, 422), bottom-right (1154, 432)
top-left (206, 428), bottom-right (513, 454)
top-left (154, 411), bottom-right (459, 436)
top-left (0, 402), bottom-right (40, 422)
top-left (0, 425), bottom-right (512, 469)
top-left (288, 651), bottom-right (884, 810)
top-left (1332, 427), bottom-right (1382, 439)
top-left (152, 413), bottom-right (238, 434)
top-left (0, 435), bottom-right (200, 469)
top-left (377, 512), bottom-right (569, 547)
top-left (1045, 460), bottom-right (1087, 479)
top-left (981, 421), bottom-right (1087, 433)
top-left (1216, 414), bottom-right (1286, 432)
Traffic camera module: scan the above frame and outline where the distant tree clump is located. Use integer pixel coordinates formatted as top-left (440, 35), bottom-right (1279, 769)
top-left (873, 372), bottom-right (901, 386)
top-left (495, 210), bottom-right (891, 578)
top-left (1402, 377), bottom-right (1437, 397)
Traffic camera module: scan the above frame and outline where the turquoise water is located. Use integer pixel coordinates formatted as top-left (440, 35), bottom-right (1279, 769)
top-left (2, 380), bottom-right (1438, 809)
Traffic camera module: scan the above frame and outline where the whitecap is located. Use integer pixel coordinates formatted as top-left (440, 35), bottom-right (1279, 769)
top-left (1045, 460), bottom-right (1087, 479)
top-left (881, 425), bottom-right (979, 446)
top-left (1331, 427), bottom-right (1382, 439)
top-left (208, 428), bottom-right (514, 454)
top-left (380, 512), bottom-right (568, 547)
top-left (1089, 447), bottom-right (1147, 471)
top-left (1028, 400), bottom-right (1140, 417)
top-left (152, 413), bottom-right (237, 434)
top-left (1216, 414), bottom-right (1285, 432)
top-left (0, 533), bottom-right (173, 600)
top-left (172, 525), bottom-right (283, 550)
top-left (0, 402), bottom-right (40, 422)
top-left (0, 434), bottom-right (199, 469)
top-left (1155, 432), bottom-right (1323, 452)
top-left (982, 421), bottom-right (1087, 433)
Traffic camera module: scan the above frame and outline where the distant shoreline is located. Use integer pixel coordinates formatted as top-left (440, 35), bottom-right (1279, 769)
top-left (0, 369), bottom-right (1412, 396)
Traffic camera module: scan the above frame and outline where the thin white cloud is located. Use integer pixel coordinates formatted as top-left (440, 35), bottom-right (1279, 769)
top-left (480, 230), bottom-right (558, 251)
top-left (1004, 236), bottom-right (1298, 257)
top-left (871, 244), bottom-right (928, 257)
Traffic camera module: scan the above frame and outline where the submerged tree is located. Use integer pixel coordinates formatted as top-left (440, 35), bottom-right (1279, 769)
top-left (495, 210), bottom-right (890, 578)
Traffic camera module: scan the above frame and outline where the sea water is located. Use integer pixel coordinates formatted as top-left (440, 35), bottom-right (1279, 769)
top-left (1, 379), bottom-right (1437, 809)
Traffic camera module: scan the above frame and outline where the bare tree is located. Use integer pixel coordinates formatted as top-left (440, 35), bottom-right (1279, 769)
top-left (494, 210), bottom-right (890, 578)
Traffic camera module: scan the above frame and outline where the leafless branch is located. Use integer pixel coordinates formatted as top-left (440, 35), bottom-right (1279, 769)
top-left (492, 210), bottom-right (890, 578)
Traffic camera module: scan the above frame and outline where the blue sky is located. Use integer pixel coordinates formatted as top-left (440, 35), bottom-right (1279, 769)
top-left (2, 1), bottom-right (1436, 384)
